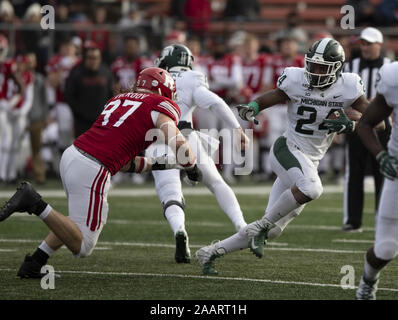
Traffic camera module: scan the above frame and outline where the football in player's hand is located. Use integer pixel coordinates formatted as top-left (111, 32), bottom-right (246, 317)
top-left (327, 108), bottom-right (361, 121)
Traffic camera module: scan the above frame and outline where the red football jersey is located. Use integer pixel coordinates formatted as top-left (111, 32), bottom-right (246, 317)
top-left (111, 56), bottom-right (152, 90)
top-left (242, 53), bottom-right (270, 94)
top-left (6, 70), bottom-right (34, 109)
top-left (73, 92), bottom-right (181, 175)
top-left (206, 53), bottom-right (242, 98)
top-left (0, 60), bottom-right (16, 99)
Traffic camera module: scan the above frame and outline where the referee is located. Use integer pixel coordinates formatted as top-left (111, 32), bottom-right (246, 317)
top-left (343, 27), bottom-right (391, 232)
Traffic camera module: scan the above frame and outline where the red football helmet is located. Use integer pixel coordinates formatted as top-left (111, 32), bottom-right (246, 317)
top-left (0, 34), bottom-right (9, 62)
top-left (134, 67), bottom-right (177, 101)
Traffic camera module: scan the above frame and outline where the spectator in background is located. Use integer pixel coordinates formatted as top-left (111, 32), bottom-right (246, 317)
top-left (0, 0), bottom-right (15, 25)
top-left (377, 0), bottom-right (398, 25)
top-left (224, 0), bottom-right (260, 21)
top-left (273, 10), bottom-right (309, 54)
top-left (78, 6), bottom-right (110, 63)
top-left (19, 3), bottom-right (49, 72)
top-left (170, 0), bottom-right (187, 21)
top-left (54, 0), bottom-right (75, 52)
top-left (345, 0), bottom-right (390, 26)
top-left (26, 52), bottom-right (49, 185)
top-left (111, 35), bottom-right (151, 93)
top-left (46, 38), bottom-right (80, 155)
top-left (65, 42), bottom-right (114, 138)
top-left (183, 0), bottom-right (211, 38)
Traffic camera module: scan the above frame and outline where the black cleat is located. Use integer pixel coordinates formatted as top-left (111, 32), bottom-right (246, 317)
top-left (0, 182), bottom-right (42, 222)
top-left (17, 254), bottom-right (46, 279)
top-left (175, 230), bottom-right (191, 263)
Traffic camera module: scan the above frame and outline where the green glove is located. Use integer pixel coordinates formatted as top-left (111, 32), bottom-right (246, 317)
top-left (376, 151), bottom-right (398, 180)
top-left (322, 109), bottom-right (355, 134)
top-left (237, 101), bottom-right (259, 124)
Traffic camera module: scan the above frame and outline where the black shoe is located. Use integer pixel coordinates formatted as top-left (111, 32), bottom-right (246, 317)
top-left (175, 230), bottom-right (191, 263)
top-left (342, 223), bottom-right (363, 233)
top-left (17, 254), bottom-right (45, 279)
top-left (0, 182), bottom-right (42, 222)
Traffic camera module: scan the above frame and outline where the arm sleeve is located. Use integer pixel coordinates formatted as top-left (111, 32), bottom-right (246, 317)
top-left (193, 85), bottom-right (240, 129)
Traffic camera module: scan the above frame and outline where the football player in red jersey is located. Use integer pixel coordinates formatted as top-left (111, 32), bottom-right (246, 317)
top-left (0, 35), bottom-right (25, 184)
top-left (0, 67), bottom-right (201, 278)
top-left (0, 55), bottom-right (34, 184)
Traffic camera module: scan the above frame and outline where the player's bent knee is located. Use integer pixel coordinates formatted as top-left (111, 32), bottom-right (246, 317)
top-left (297, 178), bottom-right (323, 200)
top-left (73, 239), bottom-right (95, 258)
top-left (375, 240), bottom-right (398, 261)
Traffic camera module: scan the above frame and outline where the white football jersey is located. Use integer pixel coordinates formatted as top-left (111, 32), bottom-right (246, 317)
top-left (277, 67), bottom-right (364, 161)
top-left (169, 67), bottom-right (212, 123)
top-left (376, 61), bottom-right (398, 157)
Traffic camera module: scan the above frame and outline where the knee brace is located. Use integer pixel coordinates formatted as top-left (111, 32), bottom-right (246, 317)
top-left (375, 239), bottom-right (398, 261)
top-left (162, 198), bottom-right (185, 219)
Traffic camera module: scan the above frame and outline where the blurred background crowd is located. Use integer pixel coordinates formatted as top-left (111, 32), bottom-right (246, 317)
top-left (0, 0), bottom-right (397, 186)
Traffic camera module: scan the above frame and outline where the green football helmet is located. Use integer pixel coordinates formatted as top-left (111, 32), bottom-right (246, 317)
top-left (154, 44), bottom-right (194, 71)
top-left (304, 38), bottom-right (345, 88)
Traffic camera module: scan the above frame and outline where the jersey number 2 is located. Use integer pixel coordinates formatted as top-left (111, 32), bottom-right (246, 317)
top-left (101, 99), bottom-right (142, 127)
top-left (295, 106), bottom-right (340, 135)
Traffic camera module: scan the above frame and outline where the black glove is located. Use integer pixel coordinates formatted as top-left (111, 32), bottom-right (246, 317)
top-left (184, 164), bottom-right (202, 186)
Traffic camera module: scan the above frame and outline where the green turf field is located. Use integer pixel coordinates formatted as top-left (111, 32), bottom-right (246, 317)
top-left (0, 184), bottom-right (397, 300)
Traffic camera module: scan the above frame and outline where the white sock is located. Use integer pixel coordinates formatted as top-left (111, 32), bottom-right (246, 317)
top-left (39, 240), bottom-right (55, 256)
top-left (264, 189), bottom-right (301, 224)
top-left (39, 205), bottom-right (52, 220)
top-left (165, 205), bottom-right (185, 235)
top-left (364, 255), bottom-right (381, 281)
top-left (215, 228), bottom-right (250, 254)
top-left (213, 182), bottom-right (247, 230)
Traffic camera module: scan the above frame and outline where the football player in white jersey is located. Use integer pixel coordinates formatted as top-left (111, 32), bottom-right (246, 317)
top-left (149, 44), bottom-right (250, 263)
top-left (355, 62), bottom-right (398, 300)
top-left (196, 38), bottom-right (383, 275)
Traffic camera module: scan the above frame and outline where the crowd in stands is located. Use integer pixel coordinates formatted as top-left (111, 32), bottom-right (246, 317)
top-left (0, 0), bottom-right (397, 186)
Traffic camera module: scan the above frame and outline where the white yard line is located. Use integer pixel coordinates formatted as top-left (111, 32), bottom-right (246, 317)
top-left (0, 268), bottom-right (396, 293)
top-left (0, 238), bottom-right (362, 253)
top-left (332, 239), bottom-right (375, 244)
top-left (0, 184), bottom-right (375, 199)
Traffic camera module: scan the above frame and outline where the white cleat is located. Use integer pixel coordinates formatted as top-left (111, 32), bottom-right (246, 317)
top-left (246, 218), bottom-right (275, 258)
top-left (195, 241), bottom-right (225, 275)
top-left (356, 275), bottom-right (379, 300)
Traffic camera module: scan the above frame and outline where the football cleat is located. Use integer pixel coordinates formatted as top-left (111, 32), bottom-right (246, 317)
top-left (246, 217), bottom-right (275, 258)
top-left (17, 254), bottom-right (46, 279)
top-left (195, 241), bottom-right (225, 276)
top-left (0, 182), bottom-right (42, 222)
top-left (356, 275), bottom-right (379, 300)
top-left (175, 230), bottom-right (191, 263)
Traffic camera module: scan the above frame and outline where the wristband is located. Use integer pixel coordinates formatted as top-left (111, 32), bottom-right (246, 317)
top-left (248, 101), bottom-right (260, 116)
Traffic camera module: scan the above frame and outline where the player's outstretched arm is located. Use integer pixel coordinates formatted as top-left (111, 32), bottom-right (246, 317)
top-left (237, 88), bottom-right (288, 123)
top-left (157, 113), bottom-right (202, 183)
top-left (358, 93), bottom-right (397, 180)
